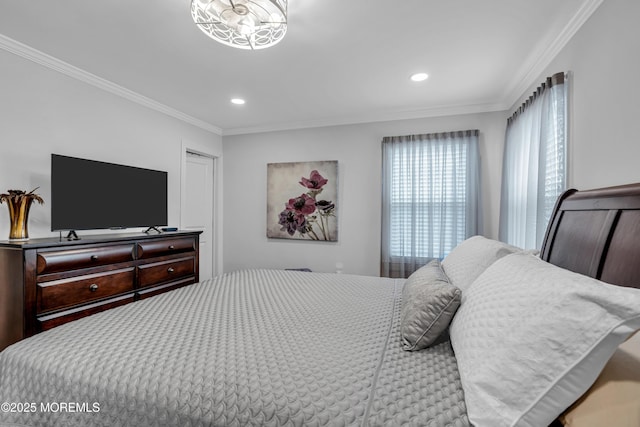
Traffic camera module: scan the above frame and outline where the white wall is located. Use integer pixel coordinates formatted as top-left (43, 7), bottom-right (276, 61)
top-left (223, 112), bottom-right (506, 276)
top-left (512, 0), bottom-right (640, 190)
top-left (0, 49), bottom-right (222, 242)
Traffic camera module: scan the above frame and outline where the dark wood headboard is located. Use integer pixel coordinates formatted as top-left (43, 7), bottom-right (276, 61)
top-left (540, 183), bottom-right (640, 289)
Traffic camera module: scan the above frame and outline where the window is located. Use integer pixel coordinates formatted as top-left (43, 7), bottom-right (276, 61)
top-left (381, 130), bottom-right (481, 278)
top-left (499, 72), bottom-right (567, 250)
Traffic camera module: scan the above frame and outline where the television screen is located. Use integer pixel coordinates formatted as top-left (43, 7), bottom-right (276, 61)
top-left (51, 154), bottom-right (168, 231)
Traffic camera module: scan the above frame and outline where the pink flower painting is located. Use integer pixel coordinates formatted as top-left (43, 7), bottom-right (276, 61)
top-left (267, 161), bottom-right (338, 241)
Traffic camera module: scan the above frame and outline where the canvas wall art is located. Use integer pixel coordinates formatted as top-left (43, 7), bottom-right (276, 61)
top-left (267, 161), bottom-right (338, 241)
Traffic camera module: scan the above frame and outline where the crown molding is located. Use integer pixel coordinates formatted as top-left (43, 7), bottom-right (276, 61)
top-left (502, 0), bottom-right (604, 111)
top-left (0, 34), bottom-right (222, 136)
top-left (222, 102), bottom-right (508, 136)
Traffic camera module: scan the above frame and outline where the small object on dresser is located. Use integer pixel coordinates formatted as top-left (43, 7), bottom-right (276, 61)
top-left (0, 188), bottom-right (44, 240)
top-left (161, 227), bottom-right (178, 232)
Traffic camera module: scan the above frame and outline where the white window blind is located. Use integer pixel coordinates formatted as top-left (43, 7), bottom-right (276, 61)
top-left (381, 130), bottom-right (481, 278)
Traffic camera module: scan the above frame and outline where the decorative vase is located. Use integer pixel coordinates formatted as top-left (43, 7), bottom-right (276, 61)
top-left (0, 189), bottom-right (44, 241)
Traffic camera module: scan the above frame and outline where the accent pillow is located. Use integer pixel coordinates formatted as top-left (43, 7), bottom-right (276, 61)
top-left (449, 252), bottom-right (640, 427)
top-left (400, 260), bottom-right (461, 351)
top-left (441, 235), bottom-right (521, 292)
top-left (560, 331), bottom-right (640, 427)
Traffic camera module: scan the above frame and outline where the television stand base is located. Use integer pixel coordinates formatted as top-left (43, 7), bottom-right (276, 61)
top-left (143, 226), bottom-right (162, 234)
top-left (65, 230), bottom-right (80, 240)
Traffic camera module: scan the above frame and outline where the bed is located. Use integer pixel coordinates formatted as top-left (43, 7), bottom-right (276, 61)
top-left (1, 183), bottom-right (640, 427)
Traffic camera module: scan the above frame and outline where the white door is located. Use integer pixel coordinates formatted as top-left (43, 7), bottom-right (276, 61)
top-left (183, 152), bottom-right (214, 280)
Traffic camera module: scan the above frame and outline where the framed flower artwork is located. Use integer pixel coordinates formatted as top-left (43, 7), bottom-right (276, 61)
top-left (267, 161), bottom-right (338, 241)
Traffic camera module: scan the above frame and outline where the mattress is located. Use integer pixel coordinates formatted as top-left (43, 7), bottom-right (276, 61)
top-left (0, 269), bottom-right (469, 427)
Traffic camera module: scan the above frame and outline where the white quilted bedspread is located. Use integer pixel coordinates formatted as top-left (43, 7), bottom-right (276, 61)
top-left (0, 269), bottom-right (468, 427)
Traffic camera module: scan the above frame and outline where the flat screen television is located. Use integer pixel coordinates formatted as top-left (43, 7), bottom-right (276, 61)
top-left (51, 154), bottom-right (168, 232)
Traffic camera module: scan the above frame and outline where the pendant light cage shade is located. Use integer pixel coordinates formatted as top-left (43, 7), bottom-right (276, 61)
top-left (191, 0), bottom-right (287, 50)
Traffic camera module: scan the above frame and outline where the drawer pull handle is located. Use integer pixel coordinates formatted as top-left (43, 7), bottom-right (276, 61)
top-left (167, 267), bottom-right (175, 273)
top-left (168, 245), bottom-right (175, 250)
top-left (90, 255), bottom-right (99, 261)
top-left (89, 284), bottom-right (99, 292)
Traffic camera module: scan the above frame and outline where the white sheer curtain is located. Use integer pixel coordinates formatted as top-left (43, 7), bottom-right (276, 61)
top-left (499, 72), bottom-right (567, 250)
top-left (381, 130), bottom-right (481, 278)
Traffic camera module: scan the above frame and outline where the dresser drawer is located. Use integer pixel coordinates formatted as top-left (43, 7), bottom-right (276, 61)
top-left (37, 268), bottom-right (135, 314)
top-left (137, 277), bottom-right (195, 300)
top-left (38, 294), bottom-right (135, 331)
top-left (138, 257), bottom-right (195, 288)
top-left (37, 244), bottom-right (135, 275)
top-left (137, 237), bottom-right (195, 259)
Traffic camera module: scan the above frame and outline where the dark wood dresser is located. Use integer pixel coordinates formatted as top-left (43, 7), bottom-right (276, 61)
top-left (0, 230), bottom-right (201, 351)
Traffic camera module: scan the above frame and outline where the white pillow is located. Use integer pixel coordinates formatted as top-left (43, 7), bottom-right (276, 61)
top-left (450, 252), bottom-right (640, 427)
top-left (441, 235), bottom-right (521, 292)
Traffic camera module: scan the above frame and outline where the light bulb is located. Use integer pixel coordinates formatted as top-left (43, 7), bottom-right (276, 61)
top-left (410, 73), bottom-right (429, 82)
top-left (237, 16), bottom-right (257, 35)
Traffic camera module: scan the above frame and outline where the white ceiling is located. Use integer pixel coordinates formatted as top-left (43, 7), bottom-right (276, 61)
top-left (0, 0), bottom-right (599, 135)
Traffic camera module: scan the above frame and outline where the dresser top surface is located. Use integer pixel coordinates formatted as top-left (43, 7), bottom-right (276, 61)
top-left (0, 230), bottom-right (202, 250)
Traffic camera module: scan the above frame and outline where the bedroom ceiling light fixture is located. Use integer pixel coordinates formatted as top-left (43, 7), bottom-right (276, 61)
top-left (191, 0), bottom-right (288, 50)
top-left (231, 98), bottom-right (246, 105)
top-left (410, 73), bottom-right (428, 82)
top-left (410, 73), bottom-right (429, 82)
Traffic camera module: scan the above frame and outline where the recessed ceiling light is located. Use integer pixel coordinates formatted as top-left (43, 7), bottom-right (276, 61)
top-left (230, 98), bottom-right (246, 105)
top-left (410, 73), bottom-right (429, 82)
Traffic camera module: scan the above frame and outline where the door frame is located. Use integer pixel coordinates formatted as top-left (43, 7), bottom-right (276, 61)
top-left (180, 139), bottom-right (222, 277)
